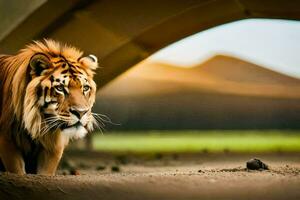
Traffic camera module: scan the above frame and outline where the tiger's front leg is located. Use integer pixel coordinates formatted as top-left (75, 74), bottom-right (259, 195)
top-left (37, 132), bottom-right (69, 175)
top-left (37, 147), bottom-right (64, 175)
top-left (0, 135), bottom-right (26, 175)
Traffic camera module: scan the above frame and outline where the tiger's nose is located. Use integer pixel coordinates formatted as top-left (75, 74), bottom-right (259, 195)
top-left (70, 107), bottom-right (88, 119)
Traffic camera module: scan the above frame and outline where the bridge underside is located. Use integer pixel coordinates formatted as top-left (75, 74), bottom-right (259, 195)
top-left (1, 0), bottom-right (300, 87)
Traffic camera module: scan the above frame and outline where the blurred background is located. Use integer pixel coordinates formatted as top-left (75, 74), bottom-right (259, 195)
top-left (1, 0), bottom-right (300, 153)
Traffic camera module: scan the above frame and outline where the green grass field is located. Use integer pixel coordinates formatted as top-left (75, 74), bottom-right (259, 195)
top-left (92, 130), bottom-right (300, 153)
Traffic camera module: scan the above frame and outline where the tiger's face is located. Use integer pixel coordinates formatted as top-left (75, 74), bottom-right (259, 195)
top-left (24, 53), bottom-right (98, 139)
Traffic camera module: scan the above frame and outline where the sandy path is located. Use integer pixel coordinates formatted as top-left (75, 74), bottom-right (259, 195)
top-left (0, 153), bottom-right (299, 200)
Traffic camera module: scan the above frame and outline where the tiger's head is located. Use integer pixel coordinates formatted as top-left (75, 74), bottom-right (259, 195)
top-left (9, 40), bottom-right (98, 139)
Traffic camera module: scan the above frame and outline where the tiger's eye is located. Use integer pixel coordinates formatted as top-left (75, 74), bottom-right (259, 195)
top-left (55, 85), bottom-right (64, 92)
top-left (83, 85), bottom-right (90, 92)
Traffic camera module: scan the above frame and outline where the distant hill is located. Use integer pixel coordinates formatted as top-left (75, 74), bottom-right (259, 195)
top-left (99, 55), bottom-right (300, 98)
top-left (95, 55), bottom-right (300, 130)
top-left (192, 55), bottom-right (300, 85)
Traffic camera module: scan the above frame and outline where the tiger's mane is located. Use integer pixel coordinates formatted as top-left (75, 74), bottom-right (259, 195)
top-left (0, 39), bottom-right (84, 138)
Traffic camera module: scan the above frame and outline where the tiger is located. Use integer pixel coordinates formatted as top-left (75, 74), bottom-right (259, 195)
top-left (0, 39), bottom-right (98, 175)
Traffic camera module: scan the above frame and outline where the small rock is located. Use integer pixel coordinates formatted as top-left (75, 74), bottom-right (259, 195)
top-left (111, 165), bottom-right (120, 172)
top-left (70, 168), bottom-right (80, 175)
top-left (246, 158), bottom-right (269, 170)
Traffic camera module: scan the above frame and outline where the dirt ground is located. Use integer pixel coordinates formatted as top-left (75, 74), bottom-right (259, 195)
top-left (0, 152), bottom-right (300, 200)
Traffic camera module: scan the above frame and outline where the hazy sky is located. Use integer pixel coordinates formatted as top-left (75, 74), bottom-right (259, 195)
top-left (149, 19), bottom-right (300, 78)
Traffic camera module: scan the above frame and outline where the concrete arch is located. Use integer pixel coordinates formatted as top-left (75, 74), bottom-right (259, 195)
top-left (1, 0), bottom-right (300, 87)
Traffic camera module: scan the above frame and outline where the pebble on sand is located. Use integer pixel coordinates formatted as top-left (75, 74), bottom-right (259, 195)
top-left (246, 158), bottom-right (269, 170)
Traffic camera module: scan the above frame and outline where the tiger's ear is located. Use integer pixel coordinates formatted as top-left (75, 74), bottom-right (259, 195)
top-left (79, 54), bottom-right (98, 70)
top-left (29, 53), bottom-right (51, 76)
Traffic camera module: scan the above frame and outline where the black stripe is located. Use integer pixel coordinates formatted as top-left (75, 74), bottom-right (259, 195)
top-left (53, 60), bottom-right (65, 64)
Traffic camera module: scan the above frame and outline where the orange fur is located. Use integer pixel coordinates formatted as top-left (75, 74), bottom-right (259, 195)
top-left (0, 39), bottom-right (98, 175)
